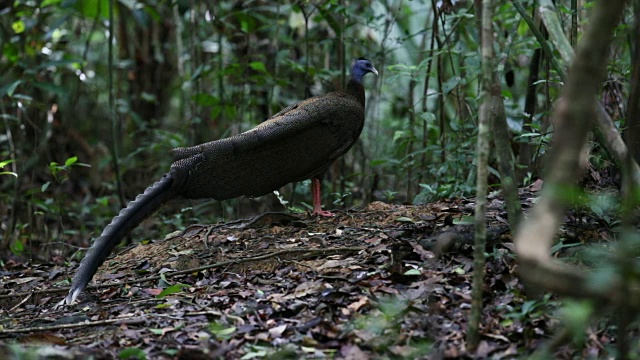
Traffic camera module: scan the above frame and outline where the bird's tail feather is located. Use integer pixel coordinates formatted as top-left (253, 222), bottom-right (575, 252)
top-left (66, 174), bottom-right (177, 304)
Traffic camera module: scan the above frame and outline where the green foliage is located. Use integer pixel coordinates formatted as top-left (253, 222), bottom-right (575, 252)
top-left (382, 190), bottom-right (397, 202)
top-left (499, 293), bottom-right (558, 341)
top-left (351, 295), bottom-right (432, 357)
top-left (118, 347), bottom-right (146, 360)
top-left (209, 322), bottom-right (236, 340)
top-left (332, 191), bottom-right (352, 207)
top-left (156, 283), bottom-right (189, 298)
top-left (0, 160), bottom-right (17, 177)
top-left (560, 300), bottom-right (594, 346)
top-left (48, 156), bottom-right (90, 184)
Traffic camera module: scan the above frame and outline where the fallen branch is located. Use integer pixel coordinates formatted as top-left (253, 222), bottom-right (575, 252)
top-left (0, 310), bottom-right (228, 334)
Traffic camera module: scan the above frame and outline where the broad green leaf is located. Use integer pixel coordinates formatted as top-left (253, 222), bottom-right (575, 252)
top-left (249, 61), bottom-right (267, 73)
top-left (392, 130), bottom-right (406, 143)
top-left (404, 269), bottom-right (421, 276)
top-left (156, 283), bottom-right (188, 298)
top-left (517, 19), bottom-right (529, 37)
top-left (75, 0), bottom-right (110, 19)
top-left (0, 159), bottom-right (15, 168)
top-left (420, 112), bottom-right (436, 123)
top-left (442, 76), bottom-right (461, 95)
top-left (209, 322), bottom-right (236, 339)
top-left (64, 156), bottom-right (78, 167)
top-left (5, 81), bottom-right (22, 97)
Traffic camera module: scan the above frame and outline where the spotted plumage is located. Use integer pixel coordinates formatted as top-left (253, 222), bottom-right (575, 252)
top-left (64, 58), bottom-right (377, 304)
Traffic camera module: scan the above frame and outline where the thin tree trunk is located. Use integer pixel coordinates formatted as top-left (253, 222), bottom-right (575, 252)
top-left (518, 47), bottom-right (540, 181)
top-left (467, 0), bottom-right (492, 350)
top-left (488, 68), bottom-right (522, 228)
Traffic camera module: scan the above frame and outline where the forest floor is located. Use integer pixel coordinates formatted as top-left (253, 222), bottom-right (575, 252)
top-left (0, 182), bottom-right (619, 359)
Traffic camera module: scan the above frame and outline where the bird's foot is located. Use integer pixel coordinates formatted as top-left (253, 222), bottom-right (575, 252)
top-left (312, 209), bottom-right (335, 217)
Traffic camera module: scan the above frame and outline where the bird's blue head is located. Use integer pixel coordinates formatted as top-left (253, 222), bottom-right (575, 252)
top-left (351, 58), bottom-right (378, 83)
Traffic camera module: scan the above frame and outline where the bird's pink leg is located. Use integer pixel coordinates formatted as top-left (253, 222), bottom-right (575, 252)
top-left (311, 177), bottom-right (334, 217)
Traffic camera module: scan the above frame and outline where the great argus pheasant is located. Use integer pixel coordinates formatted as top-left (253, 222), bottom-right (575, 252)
top-left (64, 58), bottom-right (378, 304)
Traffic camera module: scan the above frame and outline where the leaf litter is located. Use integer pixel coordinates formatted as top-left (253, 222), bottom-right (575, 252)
top-left (0, 187), bottom-right (619, 358)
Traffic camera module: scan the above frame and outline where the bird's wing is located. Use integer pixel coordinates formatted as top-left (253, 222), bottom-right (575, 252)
top-left (170, 95), bottom-right (364, 200)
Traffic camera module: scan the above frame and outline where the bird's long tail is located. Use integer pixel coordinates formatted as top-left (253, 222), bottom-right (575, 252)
top-left (66, 174), bottom-right (177, 304)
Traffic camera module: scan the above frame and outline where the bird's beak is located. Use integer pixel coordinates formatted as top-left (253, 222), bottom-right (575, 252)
top-left (371, 67), bottom-right (379, 76)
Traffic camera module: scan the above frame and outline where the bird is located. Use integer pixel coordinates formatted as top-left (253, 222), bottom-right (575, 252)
top-left (64, 58), bottom-right (378, 304)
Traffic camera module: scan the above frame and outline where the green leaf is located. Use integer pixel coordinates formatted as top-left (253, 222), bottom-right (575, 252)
top-left (210, 106), bottom-right (222, 119)
top-left (149, 328), bottom-right (165, 335)
top-left (550, 240), bottom-right (580, 255)
top-left (75, 0), bottom-right (110, 19)
top-left (11, 239), bottom-right (24, 254)
top-left (420, 112), bottom-right (436, 123)
top-left (118, 347), bottom-right (146, 360)
top-left (41, 182), bottom-right (51, 193)
top-left (517, 20), bottom-right (529, 37)
top-left (64, 156), bottom-right (78, 167)
top-left (156, 283), bottom-right (188, 298)
top-left (392, 130), bottom-right (406, 143)
top-left (12, 21), bottom-right (25, 34)
top-left (3, 43), bottom-right (19, 63)
top-left (4, 81), bottom-right (22, 97)
top-left (0, 159), bottom-right (15, 168)
top-left (442, 76), bottom-right (461, 95)
top-left (453, 215), bottom-right (474, 225)
top-left (395, 216), bottom-right (414, 223)
top-left (209, 322), bottom-right (236, 339)
top-left (41, 0), bottom-right (62, 6)
top-left (140, 92), bottom-right (157, 103)
top-left (11, 94), bottom-right (33, 102)
top-left (249, 61), bottom-right (267, 73)
top-left (404, 269), bottom-right (421, 276)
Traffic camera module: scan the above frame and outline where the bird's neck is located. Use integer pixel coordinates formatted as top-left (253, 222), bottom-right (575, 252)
top-left (346, 79), bottom-right (366, 107)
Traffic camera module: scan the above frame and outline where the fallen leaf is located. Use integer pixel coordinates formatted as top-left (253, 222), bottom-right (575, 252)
top-left (268, 324), bottom-right (287, 338)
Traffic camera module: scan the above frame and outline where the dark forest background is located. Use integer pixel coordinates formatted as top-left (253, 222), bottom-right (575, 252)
top-left (5, 0), bottom-right (640, 357)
